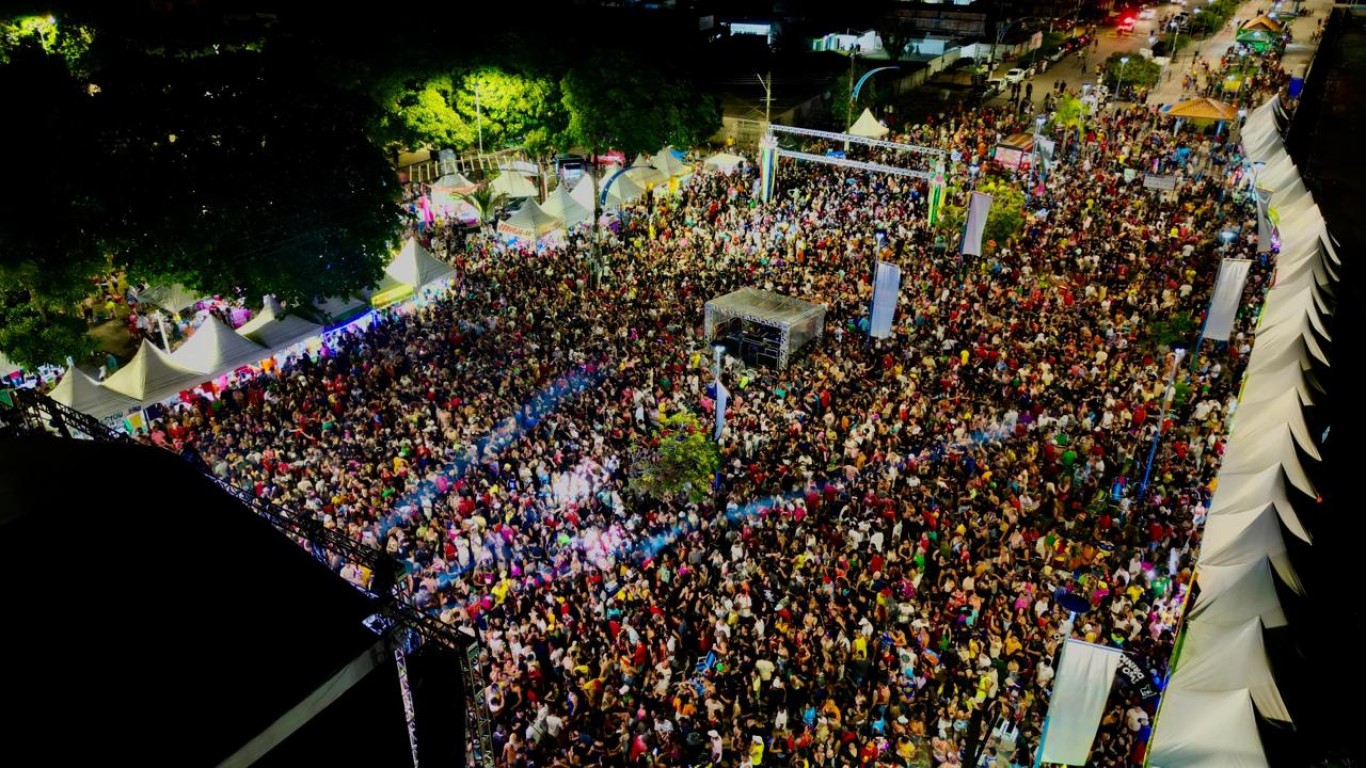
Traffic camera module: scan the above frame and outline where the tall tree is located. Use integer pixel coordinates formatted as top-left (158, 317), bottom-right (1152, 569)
top-left (0, 41), bottom-right (104, 368)
top-left (94, 43), bottom-right (402, 307)
top-left (562, 51), bottom-right (720, 155)
top-left (629, 410), bottom-right (720, 504)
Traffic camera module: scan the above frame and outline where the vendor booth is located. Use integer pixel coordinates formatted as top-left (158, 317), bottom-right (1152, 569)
top-left (704, 288), bottom-right (826, 369)
top-left (993, 133), bottom-right (1035, 171)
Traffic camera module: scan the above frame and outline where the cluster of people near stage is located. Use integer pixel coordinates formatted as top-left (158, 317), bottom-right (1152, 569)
top-left (135, 86), bottom-right (1274, 767)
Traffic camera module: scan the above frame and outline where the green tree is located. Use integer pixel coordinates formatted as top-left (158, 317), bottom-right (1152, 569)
top-left (936, 179), bottom-right (1027, 251)
top-left (0, 41), bottom-right (105, 368)
top-left (1104, 54), bottom-right (1162, 94)
top-left (94, 44), bottom-right (402, 308)
top-left (562, 51), bottom-right (719, 154)
top-left (459, 186), bottom-right (509, 229)
top-left (630, 410), bottom-right (720, 504)
top-left (389, 75), bottom-right (465, 149)
top-left (453, 68), bottom-right (567, 155)
top-left (1050, 94), bottom-right (1087, 158)
top-left (877, 20), bottom-right (912, 62)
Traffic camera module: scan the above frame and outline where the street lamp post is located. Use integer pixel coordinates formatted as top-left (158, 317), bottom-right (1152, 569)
top-left (1138, 348), bottom-right (1187, 503)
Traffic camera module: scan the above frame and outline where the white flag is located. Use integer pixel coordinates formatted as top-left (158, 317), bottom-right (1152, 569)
top-left (1255, 186), bottom-right (1273, 254)
top-left (714, 379), bottom-right (729, 441)
top-left (869, 261), bottom-right (902, 339)
top-left (961, 191), bottom-right (993, 257)
top-left (1204, 259), bottom-right (1252, 342)
top-left (1039, 639), bottom-right (1124, 765)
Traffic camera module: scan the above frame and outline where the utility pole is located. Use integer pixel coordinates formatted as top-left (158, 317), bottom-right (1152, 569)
top-left (757, 72), bottom-right (773, 128)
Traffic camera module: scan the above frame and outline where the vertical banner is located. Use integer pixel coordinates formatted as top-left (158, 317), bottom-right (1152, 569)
top-left (714, 379), bottom-right (729, 441)
top-left (869, 261), bottom-right (902, 339)
top-left (1255, 186), bottom-right (1273, 254)
top-left (928, 158), bottom-right (947, 226)
top-left (758, 134), bottom-right (778, 203)
top-left (1039, 639), bottom-right (1125, 765)
top-left (1036, 137), bottom-right (1056, 174)
top-left (1204, 259), bottom-right (1252, 342)
top-left (961, 191), bottom-right (993, 257)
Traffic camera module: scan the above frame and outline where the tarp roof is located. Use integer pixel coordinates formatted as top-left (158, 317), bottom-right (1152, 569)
top-left (313, 292), bottom-right (372, 323)
top-left (569, 174), bottom-right (598, 213)
top-left (848, 108), bottom-right (890, 138)
top-left (624, 164), bottom-right (667, 189)
top-left (704, 152), bottom-right (746, 172)
top-left (497, 199), bottom-right (564, 240)
top-left (1241, 14), bottom-right (1283, 32)
top-left (541, 186), bottom-right (593, 228)
top-left (102, 339), bottom-right (208, 402)
top-left (653, 147), bottom-right (691, 177)
top-left (47, 367), bottom-right (139, 418)
top-left (1147, 689), bottom-right (1270, 767)
top-left (431, 172), bottom-right (477, 193)
top-left (1170, 617), bottom-right (1291, 723)
top-left (139, 283), bottom-right (202, 313)
top-left (705, 287), bottom-right (827, 327)
top-left (1165, 97), bottom-right (1239, 121)
top-left (169, 315), bottom-right (269, 377)
top-left (384, 238), bottom-right (455, 289)
top-left (604, 172), bottom-right (646, 207)
top-left (489, 171), bottom-right (539, 198)
top-left (236, 296), bottom-right (322, 350)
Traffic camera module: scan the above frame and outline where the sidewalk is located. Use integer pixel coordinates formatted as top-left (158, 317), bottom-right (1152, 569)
top-left (1147, 0), bottom-right (1334, 106)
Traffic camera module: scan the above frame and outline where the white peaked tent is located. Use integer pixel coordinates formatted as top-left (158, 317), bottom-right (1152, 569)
top-left (385, 238), bottom-right (455, 290)
top-left (48, 368), bottom-right (138, 419)
top-left (652, 147), bottom-right (691, 177)
top-left (603, 172), bottom-right (646, 207)
top-left (139, 283), bottom-right (201, 313)
top-left (489, 171), bottom-right (539, 199)
top-left (848, 108), bottom-right (890, 138)
top-left (497, 200), bottom-right (565, 241)
top-left (569, 174), bottom-right (599, 214)
top-left (314, 293), bottom-right (371, 322)
top-left (1148, 689), bottom-right (1269, 768)
top-left (431, 172), bottom-right (477, 194)
top-left (541, 186), bottom-right (592, 228)
top-left (1151, 94), bottom-right (1336, 767)
top-left (237, 296), bottom-right (322, 349)
top-left (169, 315), bottom-right (269, 377)
top-left (430, 173), bottom-right (479, 219)
top-left (704, 152), bottom-right (746, 173)
top-left (625, 164), bottom-right (666, 189)
top-left (102, 339), bottom-right (208, 403)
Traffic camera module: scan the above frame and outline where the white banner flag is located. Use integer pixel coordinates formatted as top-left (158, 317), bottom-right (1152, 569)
top-left (869, 261), bottom-right (902, 339)
top-left (1255, 186), bottom-right (1273, 254)
top-left (962, 191), bottom-right (993, 257)
top-left (714, 379), bottom-right (729, 441)
top-left (1204, 259), bottom-right (1252, 342)
top-left (1039, 639), bottom-right (1124, 765)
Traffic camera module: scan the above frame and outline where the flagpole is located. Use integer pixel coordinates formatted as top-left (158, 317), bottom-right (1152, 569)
top-left (1034, 637), bottom-right (1070, 768)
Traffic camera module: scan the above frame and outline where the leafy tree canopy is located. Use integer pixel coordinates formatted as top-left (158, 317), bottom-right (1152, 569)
top-left (562, 50), bottom-right (720, 155)
top-left (630, 410), bottom-right (720, 504)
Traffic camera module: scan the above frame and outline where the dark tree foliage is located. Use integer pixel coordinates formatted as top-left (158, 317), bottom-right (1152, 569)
top-left (90, 42), bottom-right (402, 308)
top-left (0, 41), bottom-right (103, 368)
top-left (562, 50), bottom-right (721, 155)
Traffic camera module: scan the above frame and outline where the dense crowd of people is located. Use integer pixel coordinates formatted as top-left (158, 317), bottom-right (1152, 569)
top-left (126, 74), bottom-right (1281, 767)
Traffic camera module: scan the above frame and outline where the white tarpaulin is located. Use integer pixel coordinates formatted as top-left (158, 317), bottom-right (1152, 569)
top-left (1231, 388), bottom-right (1321, 462)
top-left (1218, 422), bottom-right (1317, 498)
top-left (102, 339), bottom-right (207, 403)
top-left (869, 261), bottom-right (901, 339)
top-left (961, 192), bottom-right (992, 257)
top-left (1039, 640), bottom-right (1123, 765)
top-left (48, 368), bottom-right (138, 419)
top-left (1237, 358), bottom-right (1318, 406)
top-left (569, 174), bottom-right (599, 213)
top-left (489, 172), bottom-right (539, 199)
top-left (1203, 259), bottom-right (1251, 342)
top-left (385, 238), bottom-right (455, 289)
top-left (847, 108), bottom-right (890, 138)
top-left (541, 186), bottom-right (592, 228)
top-left (1148, 688), bottom-right (1269, 767)
top-left (1208, 463), bottom-right (1311, 543)
top-left (1189, 558), bottom-right (1287, 629)
top-left (169, 315), bottom-right (269, 377)
top-left (1169, 617), bottom-right (1291, 723)
top-left (625, 164), bottom-right (666, 189)
top-left (1199, 496), bottom-right (1303, 594)
top-left (237, 297), bottom-right (322, 350)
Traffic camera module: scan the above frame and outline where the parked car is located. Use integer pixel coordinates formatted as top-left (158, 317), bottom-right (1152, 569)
top-left (1138, 7), bottom-right (1156, 19)
top-left (1004, 67), bottom-right (1029, 84)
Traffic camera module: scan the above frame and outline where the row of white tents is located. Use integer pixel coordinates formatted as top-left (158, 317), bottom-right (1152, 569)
top-left (49, 237), bottom-right (456, 422)
top-left (1146, 96), bottom-right (1338, 767)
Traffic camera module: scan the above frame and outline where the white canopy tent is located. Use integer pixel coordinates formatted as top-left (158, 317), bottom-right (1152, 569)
top-left (569, 175), bottom-right (599, 214)
top-left (489, 171), bottom-right (539, 199)
top-left (703, 152), bottom-right (746, 173)
top-left (313, 293), bottom-right (372, 323)
top-left (847, 108), bottom-right (890, 138)
top-left (48, 368), bottom-right (139, 419)
top-left (652, 147), bottom-right (691, 177)
top-left (497, 200), bottom-right (565, 242)
top-left (385, 238), bottom-right (455, 290)
top-left (1147, 689), bottom-right (1269, 767)
top-left (1168, 618), bottom-right (1291, 723)
top-left (169, 315), bottom-right (270, 377)
top-left (237, 296), bottom-right (322, 350)
top-left (1207, 463), bottom-right (1311, 543)
top-left (624, 164), bottom-right (666, 190)
top-left (541, 186), bottom-right (593, 228)
top-left (102, 339), bottom-right (209, 403)
top-left (1189, 557), bottom-right (1288, 630)
top-left (603, 172), bottom-right (646, 208)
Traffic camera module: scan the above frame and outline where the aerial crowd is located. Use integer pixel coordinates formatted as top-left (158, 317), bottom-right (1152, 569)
top-left (134, 84), bottom-right (1272, 767)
